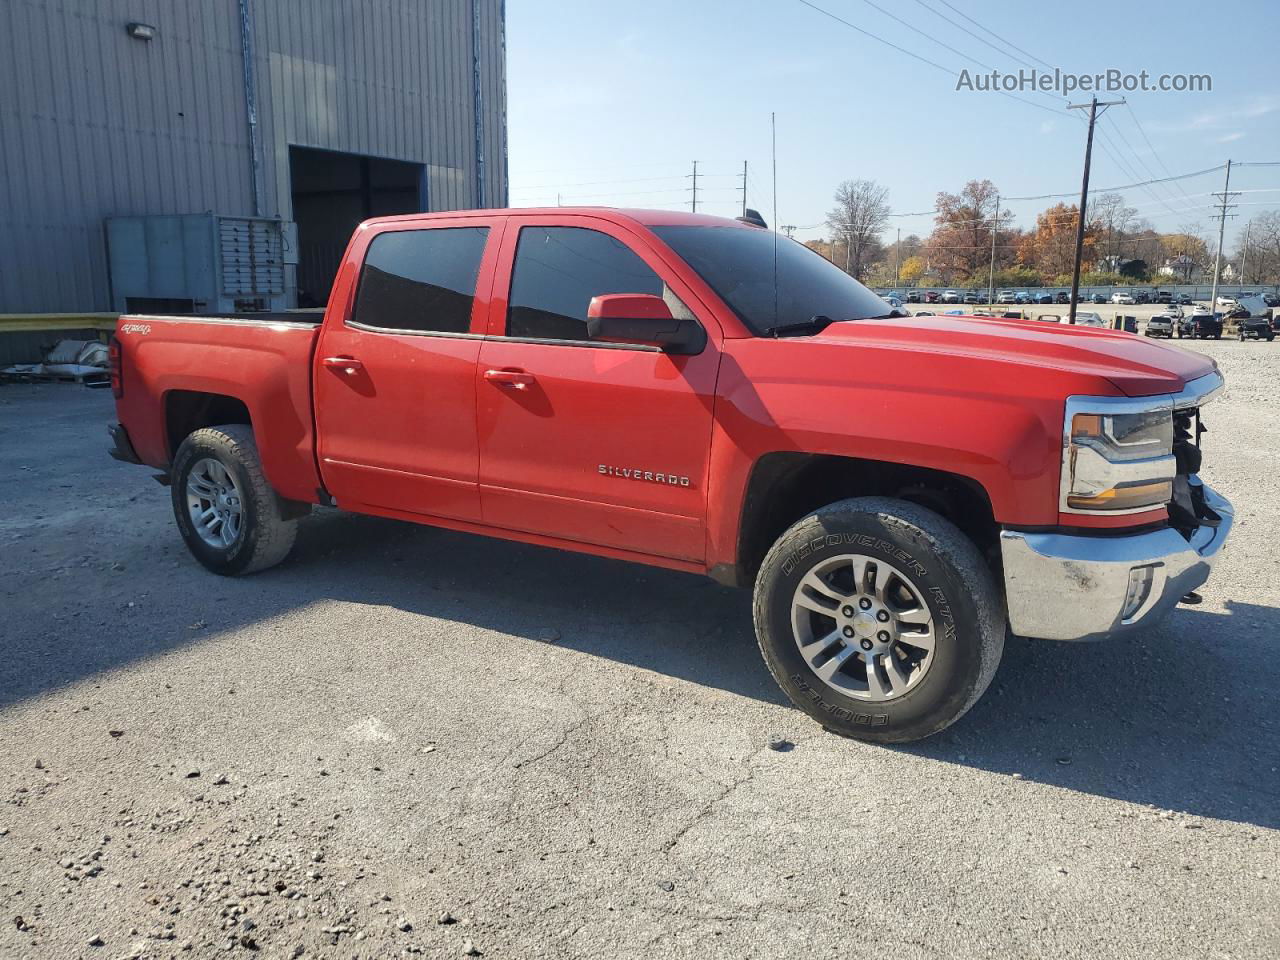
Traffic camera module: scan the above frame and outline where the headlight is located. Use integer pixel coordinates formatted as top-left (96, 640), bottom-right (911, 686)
top-left (1062, 402), bottom-right (1176, 513)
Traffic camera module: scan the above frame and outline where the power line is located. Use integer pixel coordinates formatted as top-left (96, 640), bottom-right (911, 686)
top-left (909, 0), bottom-right (1043, 72)
top-left (794, 0), bottom-right (958, 74)
top-left (928, 0), bottom-right (1055, 70)
top-left (849, 0), bottom-right (1021, 79)
top-left (1124, 102), bottom-right (1199, 206)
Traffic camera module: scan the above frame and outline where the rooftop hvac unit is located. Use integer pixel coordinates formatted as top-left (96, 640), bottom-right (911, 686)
top-left (105, 214), bottom-right (297, 313)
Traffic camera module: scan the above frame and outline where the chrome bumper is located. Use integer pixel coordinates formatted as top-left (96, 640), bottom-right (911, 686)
top-left (1000, 483), bottom-right (1233, 641)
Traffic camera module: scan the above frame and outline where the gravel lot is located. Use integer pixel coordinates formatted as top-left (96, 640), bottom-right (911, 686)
top-left (1, 338), bottom-right (1277, 960)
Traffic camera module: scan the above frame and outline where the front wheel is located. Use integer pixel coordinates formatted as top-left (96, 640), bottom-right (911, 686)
top-left (171, 425), bottom-right (301, 575)
top-left (753, 498), bottom-right (1004, 743)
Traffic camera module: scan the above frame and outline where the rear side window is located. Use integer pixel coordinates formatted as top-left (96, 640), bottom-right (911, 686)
top-left (506, 226), bottom-right (664, 341)
top-left (351, 227), bottom-right (489, 334)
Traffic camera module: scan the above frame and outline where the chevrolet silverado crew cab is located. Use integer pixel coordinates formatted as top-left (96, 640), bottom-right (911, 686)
top-left (108, 208), bottom-right (1233, 743)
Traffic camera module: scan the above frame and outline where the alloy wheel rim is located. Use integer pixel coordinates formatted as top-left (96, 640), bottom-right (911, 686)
top-left (790, 553), bottom-right (936, 702)
top-left (185, 458), bottom-right (244, 549)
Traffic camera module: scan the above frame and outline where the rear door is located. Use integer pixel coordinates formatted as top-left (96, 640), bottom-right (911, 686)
top-left (314, 216), bottom-right (502, 521)
top-left (474, 217), bottom-right (721, 562)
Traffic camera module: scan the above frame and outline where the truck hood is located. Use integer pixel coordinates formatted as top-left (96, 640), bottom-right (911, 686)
top-left (811, 314), bottom-right (1215, 396)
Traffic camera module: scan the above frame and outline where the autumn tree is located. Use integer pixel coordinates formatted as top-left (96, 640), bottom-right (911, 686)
top-left (825, 179), bottom-right (891, 281)
top-left (1089, 193), bottom-right (1137, 263)
top-left (1157, 231), bottom-right (1211, 277)
top-left (899, 255), bottom-right (926, 284)
top-left (1238, 210), bottom-right (1280, 283)
top-left (925, 179), bottom-right (1013, 282)
top-left (1017, 203), bottom-right (1095, 280)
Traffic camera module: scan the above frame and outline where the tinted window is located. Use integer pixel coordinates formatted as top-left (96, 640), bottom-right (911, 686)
top-left (652, 225), bottom-right (891, 336)
top-left (507, 227), bottom-right (665, 341)
top-left (352, 227), bottom-right (488, 333)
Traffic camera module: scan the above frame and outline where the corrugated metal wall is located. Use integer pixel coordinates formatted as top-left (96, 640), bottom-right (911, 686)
top-left (0, 0), bottom-right (507, 313)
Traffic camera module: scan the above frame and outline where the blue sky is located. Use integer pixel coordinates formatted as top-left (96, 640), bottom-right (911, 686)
top-left (506, 0), bottom-right (1280, 248)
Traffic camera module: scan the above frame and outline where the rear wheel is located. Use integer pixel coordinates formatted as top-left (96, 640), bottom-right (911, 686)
top-left (753, 498), bottom-right (1004, 743)
top-left (171, 425), bottom-right (301, 575)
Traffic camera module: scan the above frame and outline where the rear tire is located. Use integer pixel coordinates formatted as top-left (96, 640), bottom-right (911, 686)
top-left (753, 497), bottom-right (1004, 743)
top-left (171, 425), bottom-right (300, 575)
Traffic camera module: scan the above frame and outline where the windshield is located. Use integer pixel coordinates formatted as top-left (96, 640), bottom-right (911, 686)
top-left (651, 225), bottom-right (891, 336)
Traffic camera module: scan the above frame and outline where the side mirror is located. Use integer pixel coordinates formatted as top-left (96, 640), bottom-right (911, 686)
top-left (585, 294), bottom-right (706, 355)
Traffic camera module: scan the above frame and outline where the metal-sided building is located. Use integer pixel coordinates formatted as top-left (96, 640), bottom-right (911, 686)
top-left (0, 0), bottom-right (508, 315)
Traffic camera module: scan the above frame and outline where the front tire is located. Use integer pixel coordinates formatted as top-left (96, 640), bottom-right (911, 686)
top-left (171, 425), bottom-right (300, 575)
top-left (753, 497), bottom-right (1004, 743)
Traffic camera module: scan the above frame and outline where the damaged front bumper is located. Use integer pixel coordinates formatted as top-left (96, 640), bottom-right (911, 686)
top-left (999, 481), bottom-right (1233, 641)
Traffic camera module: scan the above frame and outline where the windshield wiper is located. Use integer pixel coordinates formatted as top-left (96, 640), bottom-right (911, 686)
top-left (764, 315), bottom-right (837, 338)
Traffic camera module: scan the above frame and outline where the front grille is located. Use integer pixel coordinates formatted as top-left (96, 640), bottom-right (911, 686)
top-left (1169, 407), bottom-right (1219, 540)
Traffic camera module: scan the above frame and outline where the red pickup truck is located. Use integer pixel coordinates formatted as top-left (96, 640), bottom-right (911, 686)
top-left (108, 207), bottom-right (1233, 742)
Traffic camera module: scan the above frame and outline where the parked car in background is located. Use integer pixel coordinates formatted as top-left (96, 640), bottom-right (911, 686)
top-left (1176, 294), bottom-right (1193, 305)
top-left (1228, 296), bottom-right (1275, 341)
top-left (940, 289), bottom-right (961, 303)
top-left (1134, 291), bottom-right (1152, 304)
top-left (905, 290), bottom-right (921, 303)
top-left (1146, 314), bottom-right (1175, 338)
top-left (1216, 294), bottom-right (1238, 308)
top-left (1014, 291), bottom-right (1032, 304)
top-left (1111, 291), bottom-right (1135, 305)
top-left (1090, 292), bottom-right (1108, 304)
top-left (924, 290), bottom-right (941, 303)
top-left (1263, 293), bottom-right (1280, 308)
top-left (1155, 291), bottom-right (1173, 303)
top-left (970, 291), bottom-right (990, 304)
top-left (1054, 291), bottom-right (1071, 304)
top-left (1179, 310), bottom-right (1223, 339)
top-left (1035, 292), bottom-right (1055, 304)
top-left (1072, 311), bottom-right (1109, 329)
top-left (997, 289), bottom-right (1016, 303)
top-left (1237, 313), bottom-right (1275, 341)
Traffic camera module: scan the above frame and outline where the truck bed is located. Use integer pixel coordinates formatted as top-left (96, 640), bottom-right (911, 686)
top-left (113, 312), bottom-right (323, 503)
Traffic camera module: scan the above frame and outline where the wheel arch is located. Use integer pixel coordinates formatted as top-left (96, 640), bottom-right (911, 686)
top-left (719, 452), bottom-right (1000, 588)
top-left (164, 390), bottom-right (252, 461)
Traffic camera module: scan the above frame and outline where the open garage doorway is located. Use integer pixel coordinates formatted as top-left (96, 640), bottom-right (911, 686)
top-left (289, 146), bottom-right (424, 306)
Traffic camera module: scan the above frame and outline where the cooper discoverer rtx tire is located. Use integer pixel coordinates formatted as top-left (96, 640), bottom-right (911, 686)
top-left (171, 425), bottom-right (300, 576)
top-left (753, 497), bottom-right (1004, 743)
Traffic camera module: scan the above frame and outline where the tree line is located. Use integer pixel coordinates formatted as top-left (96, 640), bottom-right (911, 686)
top-left (807, 178), bottom-right (1280, 288)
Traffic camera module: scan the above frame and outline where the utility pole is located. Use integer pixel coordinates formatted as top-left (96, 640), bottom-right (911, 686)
top-left (1066, 96), bottom-right (1124, 323)
top-left (1238, 222), bottom-right (1251, 287)
top-left (782, 225), bottom-right (796, 238)
top-left (689, 160), bottom-right (699, 213)
top-left (988, 193), bottom-right (1000, 307)
top-left (1208, 160), bottom-right (1238, 315)
top-left (894, 227), bottom-right (901, 287)
top-left (738, 160), bottom-right (748, 217)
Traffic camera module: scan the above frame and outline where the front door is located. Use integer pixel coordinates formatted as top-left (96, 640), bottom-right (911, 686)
top-left (475, 218), bottom-right (720, 562)
top-left (314, 217), bottom-right (500, 521)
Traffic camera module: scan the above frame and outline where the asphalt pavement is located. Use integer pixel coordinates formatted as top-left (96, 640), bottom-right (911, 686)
top-left (0, 338), bottom-right (1277, 959)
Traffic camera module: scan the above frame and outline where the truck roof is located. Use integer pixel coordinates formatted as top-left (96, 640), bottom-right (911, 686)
top-left (357, 207), bottom-right (758, 230)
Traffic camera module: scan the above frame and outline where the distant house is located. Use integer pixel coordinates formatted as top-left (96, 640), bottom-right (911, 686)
top-left (1158, 255), bottom-right (1200, 281)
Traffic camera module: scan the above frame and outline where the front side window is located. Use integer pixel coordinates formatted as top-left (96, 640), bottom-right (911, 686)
top-left (652, 225), bottom-right (891, 336)
top-left (506, 226), bottom-right (668, 341)
top-left (351, 227), bottom-right (489, 334)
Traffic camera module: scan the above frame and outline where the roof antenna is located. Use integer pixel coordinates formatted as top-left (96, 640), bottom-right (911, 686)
top-left (771, 111), bottom-right (778, 330)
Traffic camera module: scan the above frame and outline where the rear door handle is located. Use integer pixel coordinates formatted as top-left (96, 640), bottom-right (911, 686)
top-left (322, 356), bottom-right (363, 375)
top-left (483, 368), bottom-right (536, 390)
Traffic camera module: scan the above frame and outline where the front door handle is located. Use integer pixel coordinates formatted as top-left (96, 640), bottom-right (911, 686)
top-left (483, 368), bottom-right (536, 390)
top-left (322, 356), bottom-right (363, 375)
